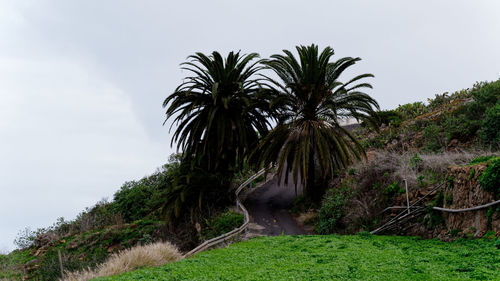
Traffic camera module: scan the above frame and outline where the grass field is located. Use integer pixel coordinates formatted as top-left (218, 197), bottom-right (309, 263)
top-left (94, 234), bottom-right (500, 281)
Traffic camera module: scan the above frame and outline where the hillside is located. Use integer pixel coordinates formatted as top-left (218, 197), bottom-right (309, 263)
top-left (2, 78), bottom-right (499, 280)
top-left (93, 235), bottom-right (500, 281)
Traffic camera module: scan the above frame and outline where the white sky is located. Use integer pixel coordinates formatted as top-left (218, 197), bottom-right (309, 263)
top-left (1, 0), bottom-right (499, 252)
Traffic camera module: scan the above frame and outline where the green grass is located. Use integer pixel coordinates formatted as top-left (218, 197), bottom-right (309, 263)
top-left (0, 249), bottom-right (34, 280)
top-left (94, 235), bottom-right (500, 281)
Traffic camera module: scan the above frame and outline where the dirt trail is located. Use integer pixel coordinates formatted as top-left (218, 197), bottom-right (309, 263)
top-left (244, 174), bottom-right (308, 236)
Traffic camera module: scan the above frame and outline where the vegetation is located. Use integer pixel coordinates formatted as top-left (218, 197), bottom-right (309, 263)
top-left (252, 44), bottom-right (379, 202)
top-left (93, 235), bottom-right (500, 281)
top-left (478, 157), bottom-right (500, 194)
top-left (201, 210), bottom-right (244, 240)
top-left (62, 241), bottom-right (181, 281)
top-left (358, 79), bottom-right (500, 152)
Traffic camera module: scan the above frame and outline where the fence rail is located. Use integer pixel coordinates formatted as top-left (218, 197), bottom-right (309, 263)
top-left (183, 167), bottom-right (268, 258)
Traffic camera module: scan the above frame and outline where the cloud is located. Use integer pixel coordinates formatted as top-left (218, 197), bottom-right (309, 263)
top-left (0, 56), bottom-right (171, 251)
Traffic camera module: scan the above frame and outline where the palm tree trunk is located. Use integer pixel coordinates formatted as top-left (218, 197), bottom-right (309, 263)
top-left (306, 147), bottom-right (318, 202)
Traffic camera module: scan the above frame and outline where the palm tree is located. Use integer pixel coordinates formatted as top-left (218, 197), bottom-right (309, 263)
top-left (252, 44), bottom-right (379, 202)
top-left (163, 51), bottom-right (274, 175)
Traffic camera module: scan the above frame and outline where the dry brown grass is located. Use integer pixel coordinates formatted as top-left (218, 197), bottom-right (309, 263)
top-left (335, 149), bottom-right (498, 233)
top-left (61, 241), bottom-right (182, 281)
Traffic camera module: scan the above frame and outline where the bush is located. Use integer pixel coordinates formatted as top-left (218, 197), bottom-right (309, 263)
top-left (395, 102), bottom-right (428, 119)
top-left (382, 181), bottom-right (404, 197)
top-left (478, 158), bottom-right (500, 194)
top-left (316, 188), bottom-right (347, 234)
top-left (422, 124), bottom-right (445, 152)
top-left (375, 110), bottom-right (403, 126)
top-left (480, 103), bottom-right (500, 147)
top-left (62, 241), bottom-right (181, 281)
top-left (470, 155), bottom-right (499, 165)
top-left (113, 154), bottom-right (181, 223)
top-left (472, 79), bottom-right (500, 107)
top-left (201, 210), bottom-right (244, 240)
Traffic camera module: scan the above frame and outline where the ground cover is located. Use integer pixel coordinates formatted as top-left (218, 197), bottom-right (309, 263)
top-left (94, 234), bottom-right (500, 281)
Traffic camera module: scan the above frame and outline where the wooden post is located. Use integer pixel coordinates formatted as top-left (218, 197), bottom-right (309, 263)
top-left (58, 249), bottom-right (64, 279)
top-left (404, 179), bottom-right (410, 215)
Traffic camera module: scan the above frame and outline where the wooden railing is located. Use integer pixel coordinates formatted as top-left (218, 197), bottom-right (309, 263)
top-left (183, 167), bottom-right (268, 258)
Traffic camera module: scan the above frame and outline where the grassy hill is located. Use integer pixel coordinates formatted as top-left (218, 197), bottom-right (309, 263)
top-left (93, 234), bottom-right (500, 281)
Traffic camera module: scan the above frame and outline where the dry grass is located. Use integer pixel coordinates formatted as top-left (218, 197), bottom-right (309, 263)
top-left (61, 241), bottom-right (182, 281)
top-left (336, 149), bottom-right (498, 233)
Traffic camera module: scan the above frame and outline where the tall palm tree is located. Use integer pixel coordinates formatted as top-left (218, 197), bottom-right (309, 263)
top-left (252, 44), bottom-right (379, 202)
top-left (163, 51), bottom-right (274, 175)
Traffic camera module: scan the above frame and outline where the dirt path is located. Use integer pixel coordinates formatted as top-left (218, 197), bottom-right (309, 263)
top-left (244, 174), bottom-right (308, 236)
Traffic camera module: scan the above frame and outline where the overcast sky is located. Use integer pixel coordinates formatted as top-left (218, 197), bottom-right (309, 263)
top-left (1, 0), bottom-right (499, 252)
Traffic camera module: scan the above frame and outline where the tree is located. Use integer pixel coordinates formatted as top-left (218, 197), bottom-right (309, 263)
top-left (252, 44), bottom-right (379, 202)
top-left (163, 51), bottom-right (274, 175)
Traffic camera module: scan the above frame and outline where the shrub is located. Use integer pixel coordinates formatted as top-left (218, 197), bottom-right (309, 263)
top-left (316, 188), bottom-right (347, 234)
top-left (201, 210), bottom-right (244, 240)
top-left (383, 181), bottom-right (404, 197)
top-left (478, 158), bottom-right (500, 193)
top-left (113, 154), bottom-right (181, 223)
top-left (470, 155), bottom-right (499, 164)
top-left (472, 79), bottom-right (500, 107)
top-left (422, 124), bottom-right (445, 152)
top-left (442, 112), bottom-right (481, 142)
top-left (375, 110), bottom-right (403, 126)
top-left (480, 103), bottom-right (500, 147)
top-left (61, 241), bottom-right (181, 281)
top-left (395, 102), bottom-right (428, 119)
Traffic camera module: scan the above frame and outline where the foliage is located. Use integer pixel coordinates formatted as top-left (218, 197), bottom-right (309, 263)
top-left (382, 181), bottom-right (404, 197)
top-left (94, 235), bottom-right (500, 281)
top-left (422, 123), bottom-right (445, 152)
top-left (480, 103), bottom-right (500, 147)
top-left (470, 155), bottom-right (499, 165)
top-left (375, 110), bottom-right (403, 127)
top-left (113, 155), bottom-right (181, 223)
top-left (409, 153), bottom-right (423, 168)
top-left (201, 210), bottom-right (244, 240)
top-left (316, 188), bottom-right (348, 234)
top-left (478, 158), bottom-right (500, 193)
top-left (30, 220), bottom-right (165, 281)
top-left (395, 101), bottom-right (428, 119)
top-left (252, 44), bottom-right (379, 202)
top-left (163, 51), bottom-right (274, 175)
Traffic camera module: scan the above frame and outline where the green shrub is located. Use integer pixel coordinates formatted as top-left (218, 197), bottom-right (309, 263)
top-left (201, 211), bottom-right (243, 240)
top-left (470, 155), bottom-right (499, 164)
top-left (422, 124), bottom-right (445, 152)
top-left (409, 153), bottom-right (423, 168)
top-left (442, 112), bottom-right (481, 142)
top-left (113, 154), bottom-right (181, 222)
top-left (472, 79), bottom-right (500, 107)
top-left (395, 102), bottom-right (428, 119)
top-left (383, 181), bottom-right (404, 197)
top-left (375, 110), bottom-right (403, 126)
top-left (316, 188), bottom-right (347, 234)
top-left (480, 103), bottom-right (500, 147)
top-left (478, 158), bottom-right (500, 193)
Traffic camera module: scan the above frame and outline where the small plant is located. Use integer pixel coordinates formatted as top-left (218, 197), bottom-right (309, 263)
top-left (468, 168), bottom-right (475, 180)
top-left (450, 229), bottom-right (460, 237)
top-left (383, 181), bottom-right (404, 197)
top-left (315, 188), bottom-right (348, 234)
top-left (348, 168), bottom-right (356, 176)
top-left (445, 193), bottom-right (453, 205)
top-left (478, 158), bottom-right (500, 193)
top-left (409, 153), bottom-right (423, 168)
top-left (446, 176), bottom-right (455, 189)
top-left (201, 210), bottom-right (244, 240)
top-left (417, 175), bottom-right (425, 187)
